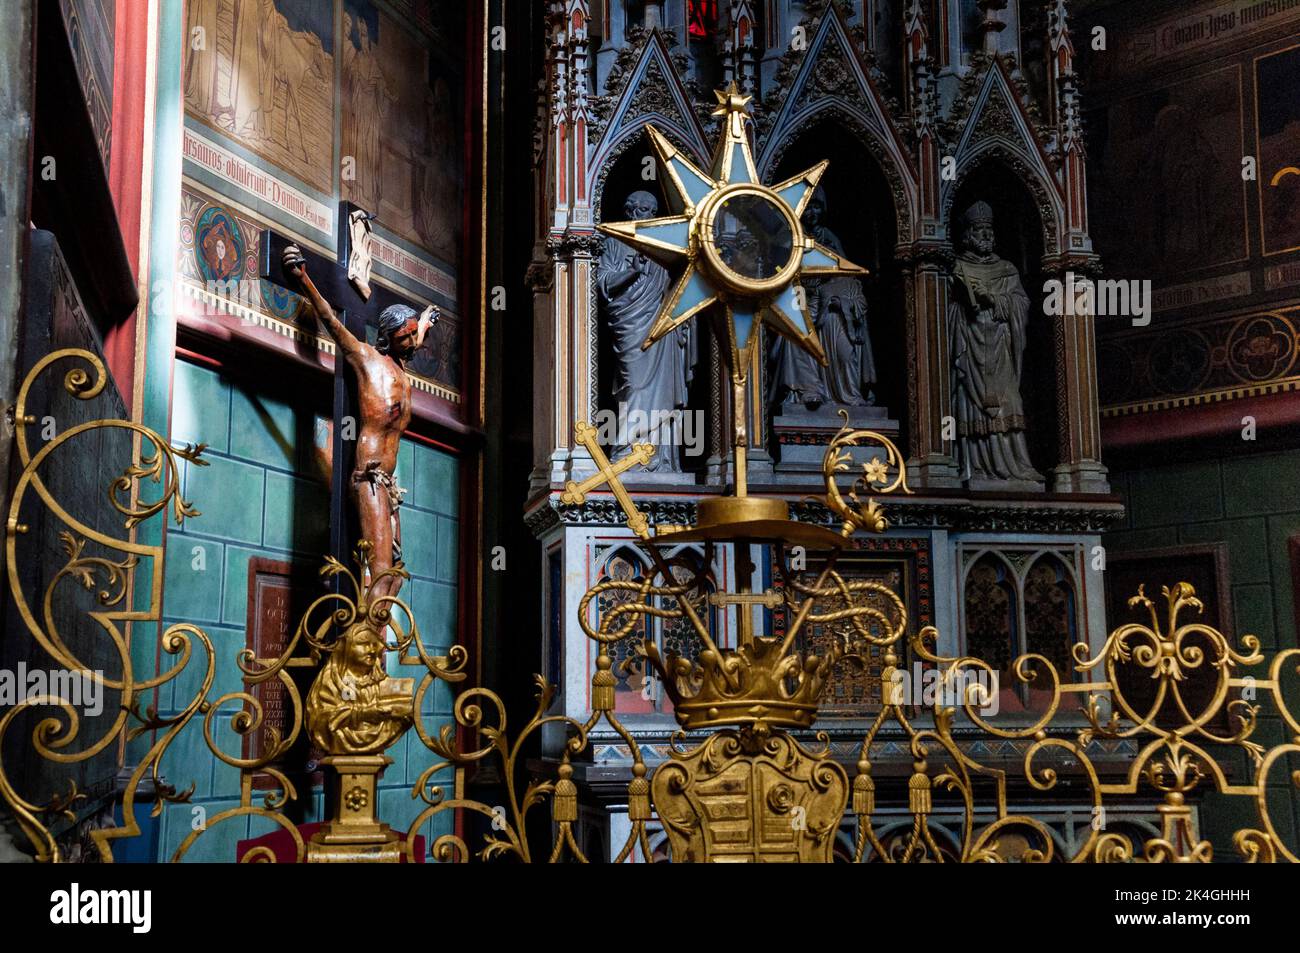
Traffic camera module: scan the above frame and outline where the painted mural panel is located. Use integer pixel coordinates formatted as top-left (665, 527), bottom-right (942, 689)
top-left (184, 0), bottom-right (335, 194)
top-left (177, 1), bottom-right (472, 416)
top-left (1098, 305), bottom-right (1300, 412)
top-left (341, 0), bottom-right (465, 267)
top-left (1093, 0), bottom-right (1300, 84)
top-left (1257, 45), bottom-right (1300, 256)
top-left (1086, 66), bottom-right (1247, 277)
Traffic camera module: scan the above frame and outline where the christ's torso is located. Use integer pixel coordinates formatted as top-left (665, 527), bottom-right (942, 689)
top-left (354, 350), bottom-right (412, 471)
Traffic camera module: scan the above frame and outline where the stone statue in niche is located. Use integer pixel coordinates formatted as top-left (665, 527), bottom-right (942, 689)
top-left (597, 190), bottom-right (696, 473)
top-left (769, 189), bottom-right (876, 409)
top-left (947, 201), bottom-right (1044, 489)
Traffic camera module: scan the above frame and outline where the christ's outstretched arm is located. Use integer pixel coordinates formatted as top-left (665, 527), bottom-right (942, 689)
top-left (283, 243), bottom-right (365, 362)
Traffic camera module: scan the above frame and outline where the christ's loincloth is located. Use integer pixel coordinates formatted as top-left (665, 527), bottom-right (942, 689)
top-left (352, 461), bottom-right (407, 565)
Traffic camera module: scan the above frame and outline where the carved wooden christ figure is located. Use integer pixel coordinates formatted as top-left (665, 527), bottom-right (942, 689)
top-left (283, 244), bottom-right (438, 598)
top-left (769, 189), bottom-right (876, 409)
top-left (947, 202), bottom-right (1043, 487)
top-left (597, 190), bottom-right (696, 472)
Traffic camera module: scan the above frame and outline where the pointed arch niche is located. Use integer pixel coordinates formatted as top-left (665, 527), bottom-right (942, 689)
top-left (592, 132), bottom-right (714, 475)
top-left (766, 116), bottom-right (908, 453)
top-left (591, 542), bottom-right (717, 716)
top-left (964, 552), bottom-right (1019, 677)
top-left (948, 159), bottom-right (1062, 480)
top-left (593, 543), bottom-right (655, 714)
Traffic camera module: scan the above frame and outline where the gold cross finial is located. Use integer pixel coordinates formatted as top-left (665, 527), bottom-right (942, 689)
top-left (560, 421), bottom-right (653, 539)
top-left (712, 81), bottom-right (752, 117)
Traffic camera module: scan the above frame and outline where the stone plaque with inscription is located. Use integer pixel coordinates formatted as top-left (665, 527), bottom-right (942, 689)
top-left (243, 558), bottom-right (320, 787)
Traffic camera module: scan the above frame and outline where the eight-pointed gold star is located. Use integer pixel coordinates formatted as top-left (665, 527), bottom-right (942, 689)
top-left (596, 82), bottom-right (868, 382)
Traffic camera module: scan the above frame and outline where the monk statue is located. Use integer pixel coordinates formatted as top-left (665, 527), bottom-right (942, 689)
top-left (597, 190), bottom-right (696, 472)
top-left (947, 202), bottom-right (1044, 487)
top-left (283, 244), bottom-right (438, 598)
top-left (769, 189), bottom-right (875, 409)
top-left (306, 623), bottom-right (413, 755)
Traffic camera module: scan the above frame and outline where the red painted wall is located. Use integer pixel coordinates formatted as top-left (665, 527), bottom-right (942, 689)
top-left (103, 0), bottom-right (149, 414)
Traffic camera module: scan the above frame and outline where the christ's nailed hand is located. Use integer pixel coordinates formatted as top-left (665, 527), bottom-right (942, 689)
top-left (417, 306), bottom-right (439, 349)
top-left (283, 244), bottom-right (306, 281)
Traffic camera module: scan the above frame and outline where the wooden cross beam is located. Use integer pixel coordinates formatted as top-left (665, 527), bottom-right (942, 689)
top-left (259, 208), bottom-right (422, 330)
top-left (561, 421), bottom-right (654, 539)
top-left (258, 201), bottom-right (426, 567)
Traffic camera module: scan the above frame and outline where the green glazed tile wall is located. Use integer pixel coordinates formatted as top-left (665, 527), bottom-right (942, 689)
top-left (152, 359), bottom-right (459, 862)
top-left (1106, 448), bottom-right (1300, 652)
top-left (1104, 446), bottom-right (1300, 853)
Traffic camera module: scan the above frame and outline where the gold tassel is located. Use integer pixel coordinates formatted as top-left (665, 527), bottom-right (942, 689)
top-left (592, 650), bottom-right (616, 712)
top-left (554, 763), bottom-right (578, 823)
top-left (628, 774), bottom-right (651, 821)
top-left (853, 760), bottom-right (874, 815)
top-left (908, 768), bottom-right (931, 816)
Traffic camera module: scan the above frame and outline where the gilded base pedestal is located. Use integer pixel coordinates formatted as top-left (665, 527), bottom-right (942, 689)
top-left (307, 754), bottom-right (403, 864)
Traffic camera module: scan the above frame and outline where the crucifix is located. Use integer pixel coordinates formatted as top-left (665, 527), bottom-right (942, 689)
top-left (260, 201), bottom-right (438, 601)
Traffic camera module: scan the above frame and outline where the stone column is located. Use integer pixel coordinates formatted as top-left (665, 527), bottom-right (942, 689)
top-left (565, 233), bottom-right (602, 482)
top-left (706, 330), bottom-right (725, 483)
top-left (527, 256), bottom-right (559, 492)
top-left (1043, 1), bottom-right (1104, 494)
top-left (1045, 263), bottom-right (1109, 495)
top-left (744, 327), bottom-right (773, 483)
top-left (900, 244), bottom-right (962, 488)
top-left (534, 4), bottom-right (601, 488)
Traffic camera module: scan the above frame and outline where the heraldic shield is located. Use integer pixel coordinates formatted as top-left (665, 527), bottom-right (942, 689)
top-left (651, 728), bottom-right (850, 863)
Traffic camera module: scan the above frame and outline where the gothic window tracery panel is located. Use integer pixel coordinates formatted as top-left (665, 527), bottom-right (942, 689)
top-left (963, 548), bottom-right (1083, 715)
top-left (653, 548), bottom-right (716, 713)
top-left (793, 564), bottom-right (905, 711)
top-left (595, 547), bottom-right (654, 713)
top-left (594, 544), bottom-right (715, 715)
top-left (770, 547), bottom-right (924, 714)
top-left (1023, 554), bottom-right (1078, 711)
top-left (964, 553), bottom-right (1018, 675)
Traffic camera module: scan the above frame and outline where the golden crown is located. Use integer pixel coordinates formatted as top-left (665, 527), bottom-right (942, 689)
top-left (577, 413), bottom-right (911, 732)
top-left (642, 634), bottom-right (840, 732)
